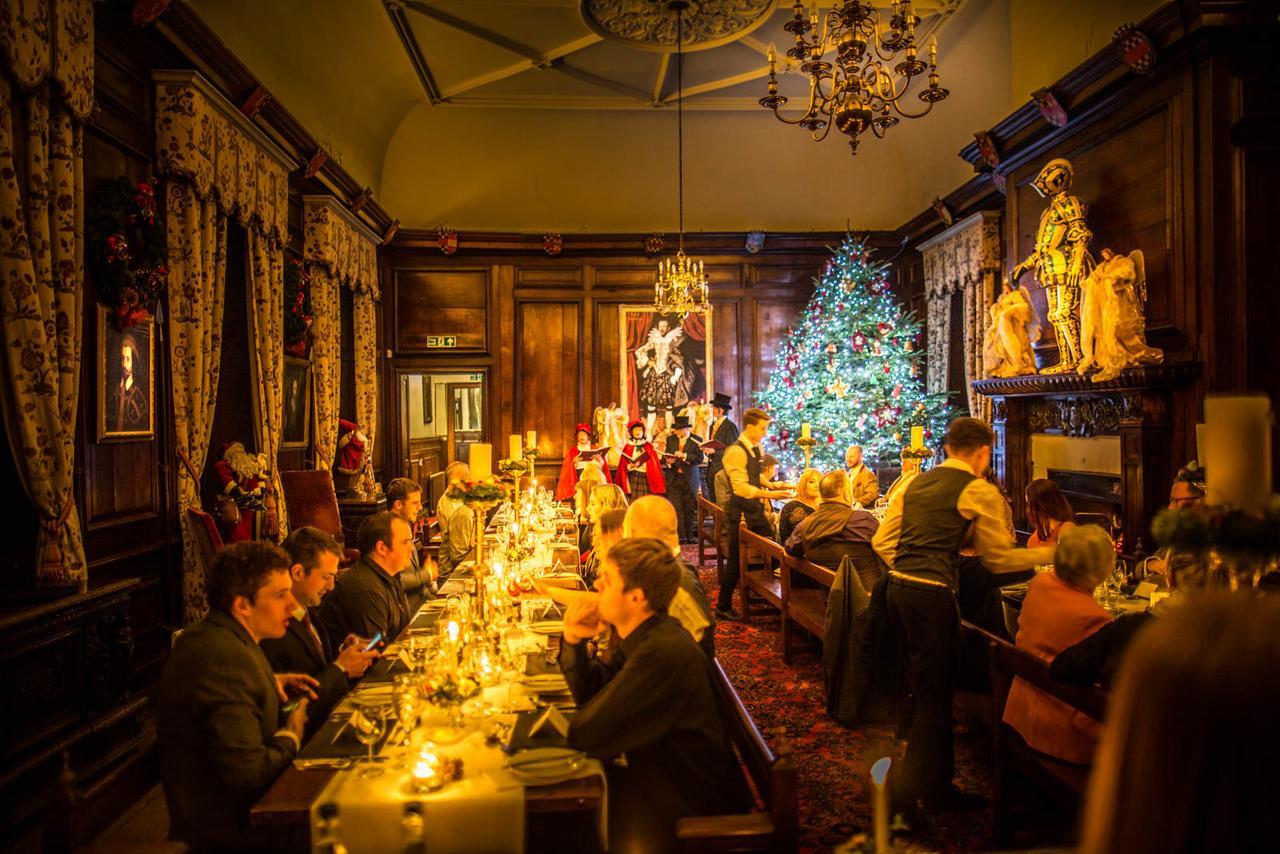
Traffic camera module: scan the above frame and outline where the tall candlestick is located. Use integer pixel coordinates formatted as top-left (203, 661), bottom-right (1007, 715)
top-left (469, 443), bottom-right (492, 480)
top-left (928, 34), bottom-right (938, 64)
top-left (525, 430), bottom-right (536, 451)
top-left (911, 425), bottom-right (924, 449)
top-left (509, 434), bottom-right (523, 460)
top-left (1204, 395), bottom-right (1273, 513)
top-left (870, 757), bottom-right (892, 853)
top-left (801, 422), bottom-right (811, 440)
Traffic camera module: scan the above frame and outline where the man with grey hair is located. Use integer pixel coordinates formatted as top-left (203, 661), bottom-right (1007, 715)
top-left (436, 461), bottom-right (472, 578)
top-left (624, 495), bottom-right (716, 658)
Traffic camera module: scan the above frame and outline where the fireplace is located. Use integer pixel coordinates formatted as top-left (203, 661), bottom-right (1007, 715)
top-left (973, 364), bottom-right (1198, 553)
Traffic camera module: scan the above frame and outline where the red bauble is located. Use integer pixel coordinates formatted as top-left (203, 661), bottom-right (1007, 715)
top-left (826, 433), bottom-right (834, 445)
top-left (883, 363), bottom-right (891, 374)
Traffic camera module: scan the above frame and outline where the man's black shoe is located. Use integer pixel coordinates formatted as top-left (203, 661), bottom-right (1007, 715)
top-left (922, 787), bottom-right (987, 813)
top-left (714, 608), bottom-right (742, 622)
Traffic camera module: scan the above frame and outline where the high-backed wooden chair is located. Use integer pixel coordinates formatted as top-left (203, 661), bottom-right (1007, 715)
top-left (186, 506), bottom-right (224, 570)
top-left (279, 469), bottom-right (359, 567)
top-left (676, 660), bottom-right (798, 852)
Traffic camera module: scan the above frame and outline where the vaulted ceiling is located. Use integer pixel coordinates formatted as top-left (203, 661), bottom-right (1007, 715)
top-left (187, 0), bottom-right (1161, 232)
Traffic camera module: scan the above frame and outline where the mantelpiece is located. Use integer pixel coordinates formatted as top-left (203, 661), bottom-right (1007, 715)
top-left (973, 363), bottom-right (1200, 551)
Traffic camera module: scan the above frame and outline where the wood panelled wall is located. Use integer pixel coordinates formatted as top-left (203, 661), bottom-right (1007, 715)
top-left (378, 236), bottom-right (897, 484)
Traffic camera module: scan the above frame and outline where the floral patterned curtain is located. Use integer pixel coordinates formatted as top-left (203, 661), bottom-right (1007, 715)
top-left (0, 0), bottom-right (94, 587)
top-left (919, 211), bottom-right (1002, 420)
top-left (248, 229), bottom-right (288, 536)
top-left (155, 71), bottom-right (291, 621)
top-left (303, 196), bottom-right (379, 470)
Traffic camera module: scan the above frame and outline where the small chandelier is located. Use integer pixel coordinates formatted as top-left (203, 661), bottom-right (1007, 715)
top-left (760, 0), bottom-right (950, 154)
top-left (654, 1), bottom-right (709, 320)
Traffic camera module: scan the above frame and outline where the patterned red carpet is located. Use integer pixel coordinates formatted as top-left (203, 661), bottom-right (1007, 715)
top-left (682, 547), bottom-right (994, 853)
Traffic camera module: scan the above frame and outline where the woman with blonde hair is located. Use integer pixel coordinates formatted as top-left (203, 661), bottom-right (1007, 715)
top-left (579, 482), bottom-right (628, 556)
top-left (777, 468), bottom-right (821, 545)
top-left (1081, 593), bottom-right (1280, 853)
top-left (1002, 525), bottom-right (1115, 764)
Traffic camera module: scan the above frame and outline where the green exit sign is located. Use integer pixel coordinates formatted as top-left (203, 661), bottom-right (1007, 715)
top-left (469, 373), bottom-right (482, 382)
top-left (425, 335), bottom-right (457, 348)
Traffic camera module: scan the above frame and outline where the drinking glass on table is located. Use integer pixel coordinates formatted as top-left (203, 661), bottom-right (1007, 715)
top-left (353, 700), bottom-right (389, 777)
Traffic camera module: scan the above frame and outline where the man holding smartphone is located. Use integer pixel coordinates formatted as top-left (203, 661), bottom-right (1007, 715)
top-left (318, 511), bottom-right (415, 651)
top-left (157, 541), bottom-right (321, 850)
top-left (262, 527), bottom-right (380, 732)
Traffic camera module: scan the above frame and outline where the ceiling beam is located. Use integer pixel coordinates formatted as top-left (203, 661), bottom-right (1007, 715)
top-left (650, 53), bottom-right (670, 104)
top-left (403, 0), bottom-right (544, 62)
top-left (663, 65), bottom-right (771, 103)
top-left (439, 33), bottom-right (603, 100)
top-left (551, 60), bottom-right (653, 101)
top-left (383, 1), bottom-right (443, 104)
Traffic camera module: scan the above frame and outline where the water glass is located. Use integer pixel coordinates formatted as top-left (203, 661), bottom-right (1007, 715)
top-left (353, 701), bottom-right (388, 777)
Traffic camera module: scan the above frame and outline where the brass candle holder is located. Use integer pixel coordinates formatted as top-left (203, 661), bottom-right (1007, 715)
top-left (795, 436), bottom-right (818, 471)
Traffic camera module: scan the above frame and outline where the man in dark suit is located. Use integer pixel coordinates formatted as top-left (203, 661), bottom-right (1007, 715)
top-left (156, 541), bottom-right (317, 852)
top-left (317, 511), bottom-right (415, 652)
top-left (624, 495), bottom-right (716, 659)
top-left (662, 415), bottom-right (704, 544)
top-left (386, 477), bottom-right (438, 609)
top-left (261, 527), bottom-right (379, 731)
top-left (561, 538), bottom-right (751, 851)
top-left (703, 392), bottom-right (739, 500)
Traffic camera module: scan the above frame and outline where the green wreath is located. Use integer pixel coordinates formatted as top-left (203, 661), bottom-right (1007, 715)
top-left (88, 177), bottom-right (167, 330)
top-left (284, 259), bottom-right (313, 355)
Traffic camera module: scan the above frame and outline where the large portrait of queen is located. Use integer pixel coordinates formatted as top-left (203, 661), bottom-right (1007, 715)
top-left (619, 306), bottom-right (712, 436)
top-left (97, 307), bottom-right (154, 442)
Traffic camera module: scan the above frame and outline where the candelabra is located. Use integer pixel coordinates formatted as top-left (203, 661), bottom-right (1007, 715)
top-left (759, 0), bottom-right (950, 154)
top-left (795, 436), bottom-right (818, 471)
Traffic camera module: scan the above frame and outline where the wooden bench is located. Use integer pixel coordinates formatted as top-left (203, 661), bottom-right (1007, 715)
top-left (676, 660), bottom-right (798, 852)
top-left (737, 523), bottom-right (785, 621)
top-left (696, 495), bottom-right (724, 573)
top-left (970, 622), bottom-right (1108, 847)
top-left (779, 554), bottom-right (836, 663)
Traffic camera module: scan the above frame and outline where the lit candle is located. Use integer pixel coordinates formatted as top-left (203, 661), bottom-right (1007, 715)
top-left (928, 34), bottom-right (937, 64)
top-left (911, 425), bottom-right (924, 449)
top-left (767, 42), bottom-right (775, 67)
top-left (526, 430), bottom-right (536, 450)
top-left (446, 620), bottom-right (459, 644)
top-left (870, 757), bottom-right (892, 852)
top-left (509, 433), bottom-right (523, 460)
top-left (1204, 395), bottom-right (1273, 513)
top-left (801, 422), bottom-right (811, 440)
top-left (469, 443), bottom-right (492, 479)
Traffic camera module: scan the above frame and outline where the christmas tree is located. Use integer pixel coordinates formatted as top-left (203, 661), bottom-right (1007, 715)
top-left (755, 234), bottom-right (951, 472)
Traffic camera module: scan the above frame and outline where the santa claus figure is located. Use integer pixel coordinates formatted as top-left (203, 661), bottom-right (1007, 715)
top-left (614, 419), bottom-right (666, 498)
top-left (214, 441), bottom-right (275, 542)
top-left (556, 422), bottom-right (611, 501)
top-left (336, 418), bottom-right (367, 475)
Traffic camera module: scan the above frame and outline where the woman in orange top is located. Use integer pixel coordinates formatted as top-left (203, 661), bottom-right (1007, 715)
top-left (1002, 525), bottom-right (1114, 764)
top-left (1025, 478), bottom-right (1078, 548)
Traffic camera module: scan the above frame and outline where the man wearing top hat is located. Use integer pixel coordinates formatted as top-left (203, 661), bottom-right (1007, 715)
top-left (703, 392), bottom-right (739, 500)
top-left (663, 415), bottom-right (704, 544)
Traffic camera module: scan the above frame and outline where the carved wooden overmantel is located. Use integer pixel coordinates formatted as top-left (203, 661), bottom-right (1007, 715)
top-left (973, 363), bottom-right (1200, 550)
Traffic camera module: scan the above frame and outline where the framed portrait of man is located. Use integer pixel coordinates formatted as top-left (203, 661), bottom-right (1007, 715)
top-left (97, 308), bottom-right (155, 441)
top-left (619, 305), bottom-right (713, 434)
top-left (281, 356), bottom-right (312, 449)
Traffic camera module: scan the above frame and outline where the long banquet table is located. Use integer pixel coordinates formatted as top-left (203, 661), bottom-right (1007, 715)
top-left (251, 508), bottom-right (606, 853)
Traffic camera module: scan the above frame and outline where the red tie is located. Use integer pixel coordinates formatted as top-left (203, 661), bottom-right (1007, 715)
top-left (300, 611), bottom-right (323, 657)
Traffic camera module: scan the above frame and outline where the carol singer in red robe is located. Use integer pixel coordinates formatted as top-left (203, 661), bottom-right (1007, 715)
top-left (614, 419), bottom-right (666, 497)
top-left (556, 422), bottom-right (612, 501)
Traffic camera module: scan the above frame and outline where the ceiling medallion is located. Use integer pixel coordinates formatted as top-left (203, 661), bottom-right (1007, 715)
top-left (580, 0), bottom-right (778, 53)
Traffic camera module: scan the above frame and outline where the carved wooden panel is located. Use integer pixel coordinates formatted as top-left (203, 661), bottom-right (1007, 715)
top-left (515, 302), bottom-right (581, 460)
top-left (394, 268), bottom-right (489, 352)
top-left (752, 300), bottom-right (808, 397)
top-left (711, 301), bottom-right (741, 409)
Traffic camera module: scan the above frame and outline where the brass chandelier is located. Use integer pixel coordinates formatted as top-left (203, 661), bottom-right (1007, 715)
top-left (759, 1), bottom-right (950, 154)
top-left (654, 1), bottom-right (709, 321)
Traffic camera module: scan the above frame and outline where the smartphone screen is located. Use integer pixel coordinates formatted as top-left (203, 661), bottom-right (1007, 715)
top-left (362, 632), bottom-right (383, 652)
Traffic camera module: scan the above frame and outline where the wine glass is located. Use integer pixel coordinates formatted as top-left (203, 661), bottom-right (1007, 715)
top-left (353, 700), bottom-right (388, 777)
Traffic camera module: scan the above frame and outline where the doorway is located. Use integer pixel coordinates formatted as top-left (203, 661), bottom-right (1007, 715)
top-left (398, 370), bottom-right (488, 490)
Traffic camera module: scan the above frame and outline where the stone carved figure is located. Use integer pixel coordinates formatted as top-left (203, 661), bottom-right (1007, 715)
top-left (1009, 158), bottom-right (1094, 373)
top-left (983, 279), bottom-right (1039, 378)
top-left (1077, 248), bottom-right (1163, 382)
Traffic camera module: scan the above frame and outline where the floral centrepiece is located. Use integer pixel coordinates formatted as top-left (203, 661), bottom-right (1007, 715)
top-left (89, 177), bottom-right (167, 330)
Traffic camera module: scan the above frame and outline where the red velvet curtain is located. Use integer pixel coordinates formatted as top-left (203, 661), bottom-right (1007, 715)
top-left (625, 311), bottom-right (652, 419)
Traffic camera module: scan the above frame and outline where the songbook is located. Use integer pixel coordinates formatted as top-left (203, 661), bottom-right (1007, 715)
top-left (616, 448), bottom-right (643, 465)
top-left (699, 440), bottom-right (726, 453)
top-left (574, 446), bottom-right (609, 462)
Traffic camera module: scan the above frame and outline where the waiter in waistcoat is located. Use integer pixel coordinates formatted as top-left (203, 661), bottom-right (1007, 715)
top-left (718, 407), bottom-right (790, 620)
top-left (871, 417), bottom-right (1053, 821)
top-left (703, 392), bottom-right (739, 500)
